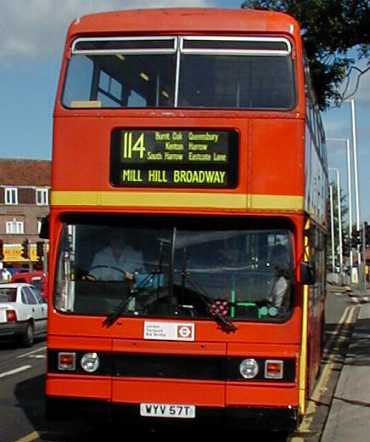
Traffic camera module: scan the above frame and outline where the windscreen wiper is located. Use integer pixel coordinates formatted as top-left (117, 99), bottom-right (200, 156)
top-left (181, 262), bottom-right (237, 333)
top-left (189, 282), bottom-right (237, 333)
top-left (102, 239), bottom-right (168, 328)
top-left (102, 296), bottom-right (131, 327)
top-left (102, 273), bottom-right (166, 327)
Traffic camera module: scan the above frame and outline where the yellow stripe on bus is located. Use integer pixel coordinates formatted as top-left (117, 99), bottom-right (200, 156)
top-left (298, 219), bottom-right (311, 415)
top-left (51, 191), bottom-right (304, 211)
top-left (298, 284), bottom-right (309, 414)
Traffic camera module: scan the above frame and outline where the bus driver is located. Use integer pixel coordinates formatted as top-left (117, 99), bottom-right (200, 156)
top-left (89, 230), bottom-right (143, 281)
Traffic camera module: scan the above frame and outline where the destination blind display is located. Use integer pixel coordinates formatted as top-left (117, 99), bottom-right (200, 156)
top-left (110, 129), bottom-right (238, 188)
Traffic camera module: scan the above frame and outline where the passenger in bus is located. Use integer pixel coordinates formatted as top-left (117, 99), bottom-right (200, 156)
top-left (268, 244), bottom-right (291, 311)
top-left (89, 230), bottom-right (143, 281)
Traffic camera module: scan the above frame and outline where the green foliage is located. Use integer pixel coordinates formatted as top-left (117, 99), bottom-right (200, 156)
top-left (241, 1), bottom-right (370, 110)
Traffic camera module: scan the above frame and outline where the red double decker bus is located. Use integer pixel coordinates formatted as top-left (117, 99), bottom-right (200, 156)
top-left (46, 8), bottom-right (328, 431)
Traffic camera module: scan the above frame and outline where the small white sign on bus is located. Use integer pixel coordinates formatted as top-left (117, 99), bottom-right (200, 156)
top-left (144, 321), bottom-right (195, 341)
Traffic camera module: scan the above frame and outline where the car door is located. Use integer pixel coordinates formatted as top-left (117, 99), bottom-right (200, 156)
top-left (28, 286), bottom-right (47, 335)
top-left (22, 287), bottom-right (42, 336)
top-left (20, 287), bottom-right (36, 323)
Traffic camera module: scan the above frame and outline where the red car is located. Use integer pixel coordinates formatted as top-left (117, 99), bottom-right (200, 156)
top-left (11, 271), bottom-right (47, 301)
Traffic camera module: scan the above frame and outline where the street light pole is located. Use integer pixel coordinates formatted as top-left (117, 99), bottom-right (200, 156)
top-left (329, 184), bottom-right (336, 272)
top-left (329, 167), bottom-right (343, 272)
top-left (350, 98), bottom-right (362, 267)
top-left (346, 138), bottom-right (353, 268)
top-left (335, 169), bottom-right (343, 272)
top-left (327, 138), bottom-right (353, 271)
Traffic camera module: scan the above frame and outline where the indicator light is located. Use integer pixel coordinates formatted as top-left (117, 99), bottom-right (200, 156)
top-left (58, 352), bottom-right (76, 371)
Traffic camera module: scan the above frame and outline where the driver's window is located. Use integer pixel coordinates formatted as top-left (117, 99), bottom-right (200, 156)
top-left (62, 225), bottom-right (144, 283)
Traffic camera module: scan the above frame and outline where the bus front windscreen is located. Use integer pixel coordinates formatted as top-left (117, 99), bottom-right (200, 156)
top-left (55, 217), bottom-right (294, 323)
top-left (62, 36), bottom-right (295, 110)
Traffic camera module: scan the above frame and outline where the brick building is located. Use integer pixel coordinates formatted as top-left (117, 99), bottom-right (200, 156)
top-left (0, 159), bottom-right (50, 267)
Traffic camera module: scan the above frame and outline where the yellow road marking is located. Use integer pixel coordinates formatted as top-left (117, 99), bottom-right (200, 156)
top-left (14, 431), bottom-right (40, 442)
top-left (290, 305), bottom-right (357, 441)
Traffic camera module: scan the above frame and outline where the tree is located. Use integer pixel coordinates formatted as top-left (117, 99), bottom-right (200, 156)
top-left (241, 1), bottom-right (370, 110)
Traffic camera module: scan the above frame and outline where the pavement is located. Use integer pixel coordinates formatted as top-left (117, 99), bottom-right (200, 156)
top-left (322, 286), bottom-right (370, 441)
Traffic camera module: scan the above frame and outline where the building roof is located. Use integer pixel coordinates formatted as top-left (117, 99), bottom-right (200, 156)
top-left (0, 159), bottom-right (51, 187)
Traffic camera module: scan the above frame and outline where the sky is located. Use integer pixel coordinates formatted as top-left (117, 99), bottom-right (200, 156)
top-left (0, 0), bottom-right (369, 224)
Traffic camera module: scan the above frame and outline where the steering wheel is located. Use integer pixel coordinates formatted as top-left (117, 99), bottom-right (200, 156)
top-left (85, 265), bottom-right (130, 281)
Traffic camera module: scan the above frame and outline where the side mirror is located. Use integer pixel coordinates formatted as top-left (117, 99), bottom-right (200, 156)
top-left (300, 261), bottom-right (315, 285)
top-left (39, 215), bottom-right (50, 239)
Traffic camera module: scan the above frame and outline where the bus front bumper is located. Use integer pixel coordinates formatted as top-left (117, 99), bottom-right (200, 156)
top-left (45, 396), bottom-right (298, 431)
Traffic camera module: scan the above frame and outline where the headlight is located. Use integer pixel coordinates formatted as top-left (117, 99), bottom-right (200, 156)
top-left (80, 352), bottom-right (100, 373)
top-left (239, 358), bottom-right (259, 379)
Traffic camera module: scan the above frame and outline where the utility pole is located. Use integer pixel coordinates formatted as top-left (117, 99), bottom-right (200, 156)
top-left (350, 99), bottom-right (362, 270)
top-left (329, 185), bottom-right (336, 272)
top-left (327, 138), bottom-right (353, 278)
top-left (327, 138), bottom-right (353, 282)
top-left (346, 138), bottom-right (353, 269)
top-left (362, 222), bottom-right (367, 290)
top-left (331, 168), bottom-right (343, 272)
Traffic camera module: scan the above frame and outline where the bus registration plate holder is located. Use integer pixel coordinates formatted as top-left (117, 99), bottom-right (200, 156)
top-left (140, 403), bottom-right (196, 419)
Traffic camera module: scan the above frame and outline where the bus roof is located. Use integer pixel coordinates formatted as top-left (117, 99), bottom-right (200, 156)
top-left (67, 8), bottom-right (300, 40)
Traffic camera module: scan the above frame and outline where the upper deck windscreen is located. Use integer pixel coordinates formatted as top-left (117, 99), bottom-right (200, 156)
top-left (62, 36), bottom-right (295, 110)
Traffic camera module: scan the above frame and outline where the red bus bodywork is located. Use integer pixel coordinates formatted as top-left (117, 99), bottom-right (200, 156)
top-left (46, 8), bottom-right (327, 430)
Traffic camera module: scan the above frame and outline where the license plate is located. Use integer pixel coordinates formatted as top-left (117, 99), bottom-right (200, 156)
top-left (140, 403), bottom-right (196, 419)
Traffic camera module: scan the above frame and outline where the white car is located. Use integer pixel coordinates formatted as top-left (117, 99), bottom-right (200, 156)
top-left (0, 283), bottom-right (47, 347)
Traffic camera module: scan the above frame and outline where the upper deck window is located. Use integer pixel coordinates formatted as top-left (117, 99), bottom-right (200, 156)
top-left (181, 36), bottom-right (291, 54)
top-left (62, 36), bottom-right (295, 110)
top-left (73, 37), bottom-right (177, 53)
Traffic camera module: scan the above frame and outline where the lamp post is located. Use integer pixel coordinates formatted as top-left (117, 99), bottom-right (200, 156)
top-left (350, 100), bottom-right (361, 231)
top-left (329, 184), bottom-right (336, 272)
top-left (328, 98), bottom-right (362, 285)
top-left (327, 138), bottom-right (353, 270)
top-left (329, 167), bottom-right (343, 272)
top-left (350, 98), bottom-right (362, 269)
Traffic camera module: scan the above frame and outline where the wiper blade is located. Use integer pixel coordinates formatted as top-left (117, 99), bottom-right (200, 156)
top-left (103, 280), bottom-right (159, 327)
top-left (102, 297), bottom-right (131, 327)
top-left (103, 238), bottom-right (169, 327)
top-left (184, 275), bottom-right (237, 333)
top-left (208, 299), bottom-right (237, 333)
top-left (179, 246), bottom-right (236, 333)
